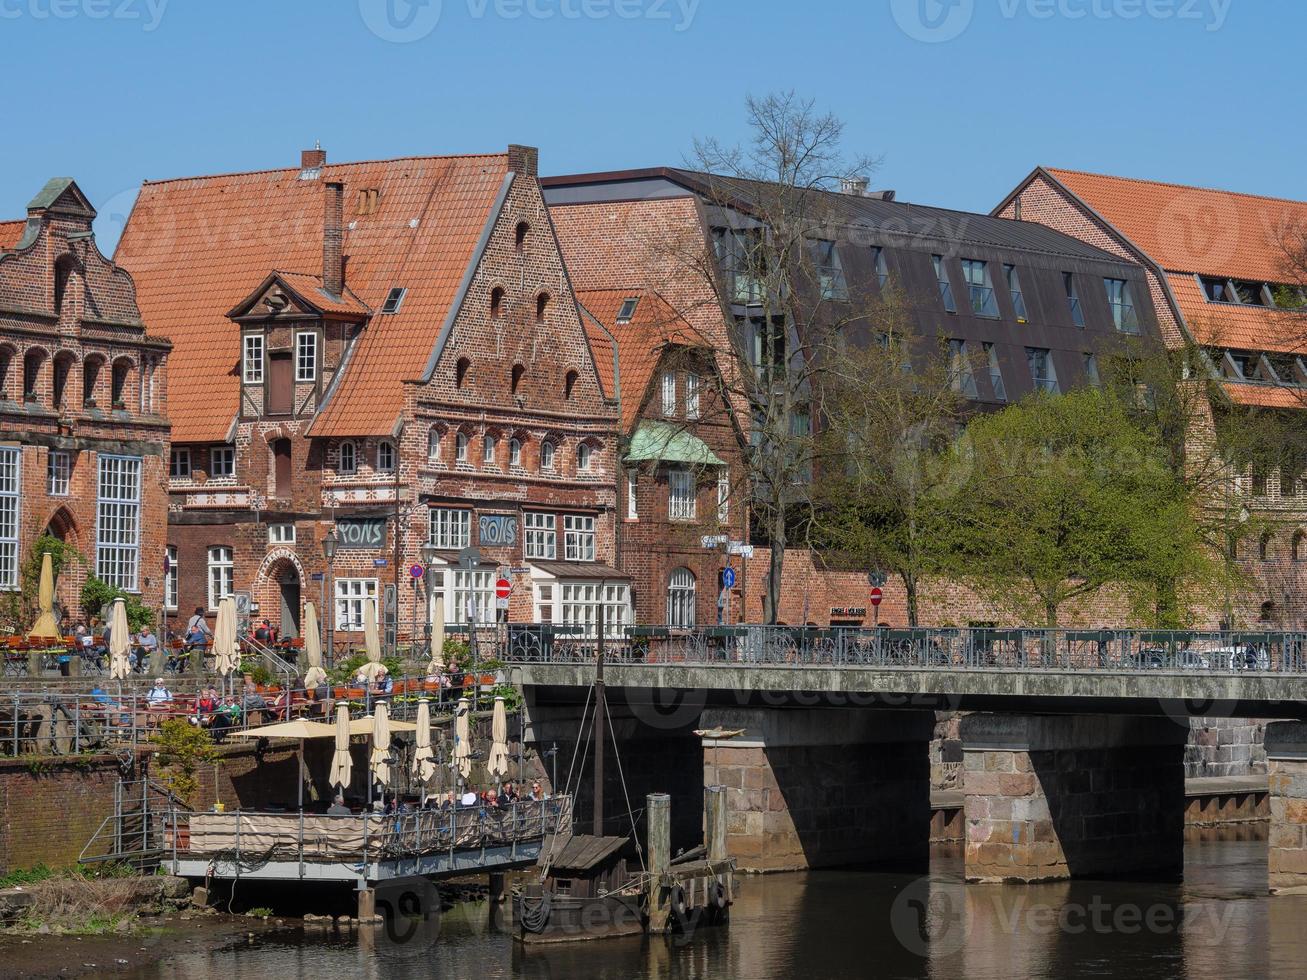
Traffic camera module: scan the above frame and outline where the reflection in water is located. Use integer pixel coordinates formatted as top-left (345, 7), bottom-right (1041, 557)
top-left (133, 840), bottom-right (1307, 979)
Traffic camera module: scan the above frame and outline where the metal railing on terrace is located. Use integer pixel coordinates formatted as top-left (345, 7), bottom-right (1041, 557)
top-left (500, 626), bottom-right (1307, 675)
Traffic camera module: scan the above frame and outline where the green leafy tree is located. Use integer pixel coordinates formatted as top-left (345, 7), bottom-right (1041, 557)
top-left (81, 577), bottom-right (154, 632)
top-left (153, 719), bottom-right (218, 803)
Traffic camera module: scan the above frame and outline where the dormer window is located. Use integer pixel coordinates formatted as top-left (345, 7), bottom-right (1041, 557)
top-left (243, 334), bottom-right (264, 383)
top-left (381, 287), bottom-right (406, 314)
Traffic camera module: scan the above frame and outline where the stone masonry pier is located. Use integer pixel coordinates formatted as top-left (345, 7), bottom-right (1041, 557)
top-left (962, 714), bottom-right (1186, 883)
top-left (699, 708), bottom-right (935, 872)
top-left (1264, 721), bottom-right (1307, 894)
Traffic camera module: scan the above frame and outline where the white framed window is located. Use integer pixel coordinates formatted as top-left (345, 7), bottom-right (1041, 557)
top-left (338, 440), bottom-right (357, 474)
top-left (563, 514), bottom-right (595, 562)
top-left (429, 507), bottom-right (471, 549)
top-left (685, 373), bottom-right (700, 419)
top-left (210, 445), bottom-right (235, 478)
top-left (96, 455), bottom-right (141, 591)
top-left (510, 438), bottom-right (522, 467)
top-left (207, 545), bottom-right (233, 611)
top-left (661, 372), bottom-right (676, 417)
top-left (483, 435), bottom-right (497, 466)
top-left (717, 472), bottom-right (729, 523)
top-left (377, 440), bottom-right (396, 472)
top-left (541, 441), bottom-right (555, 471)
top-left (243, 334), bottom-right (264, 384)
top-left (524, 512), bottom-right (556, 560)
top-left (455, 433), bottom-right (469, 464)
top-left (577, 443), bottom-right (592, 472)
top-left (268, 523), bottom-right (295, 545)
top-left (295, 331), bottom-right (317, 382)
top-left (667, 567), bottom-right (696, 627)
top-left (626, 469), bottom-right (638, 520)
top-left (164, 544), bottom-right (177, 610)
top-left (48, 450), bottom-right (70, 496)
top-left (170, 447), bottom-right (191, 480)
top-left (427, 427), bottom-right (442, 463)
top-left (561, 581), bottom-right (629, 638)
top-left (453, 568), bottom-right (495, 625)
top-left (0, 447), bottom-right (18, 589)
top-left (669, 469), bottom-right (696, 520)
top-left (335, 577), bottom-right (377, 631)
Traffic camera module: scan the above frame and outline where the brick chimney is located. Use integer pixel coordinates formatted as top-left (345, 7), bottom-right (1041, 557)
top-left (323, 181), bottom-right (344, 297)
top-left (301, 145), bottom-right (326, 172)
top-left (507, 144), bottom-right (538, 178)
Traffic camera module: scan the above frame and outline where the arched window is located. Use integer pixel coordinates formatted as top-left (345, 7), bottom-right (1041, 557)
top-left (490, 288), bottom-right (504, 320)
top-left (515, 221), bottom-right (529, 252)
top-left (1260, 531), bottom-right (1273, 561)
top-left (511, 363), bottom-right (525, 394)
top-left (377, 440), bottom-right (396, 472)
top-left (338, 440), bottom-right (357, 474)
top-left (483, 434), bottom-right (497, 466)
top-left (667, 568), bottom-right (696, 628)
top-left (510, 438), bottom-right (522, 467)
top-left (82, 355), bottom-right (102, 407)
top-left (577, 442), bottom-right (592, 472)
top-left (0, 346), bottom-right (13, 401)
top-left (53, 255), bottom-right (75, 317)
top-left (540, 440), bottom-right (555, 470)
top-left (564, 369), bottom-right (578, 400)
top-left (456, 357), bottom-right (470, 388)
top-left (23, 348), bottom-right (47, 403)
top-left (110, 357), bottom-right (132, 407)
top-left (52, 352), bottom-right (74, 409)
top-left (427, 426), bottom-right (442, 463)
top-left (1293, 531), bottom-right (1305, 562)
top-left (536, 292), bottom-right (549, 323)
top-left (455, 432), bottom-right (469, 463)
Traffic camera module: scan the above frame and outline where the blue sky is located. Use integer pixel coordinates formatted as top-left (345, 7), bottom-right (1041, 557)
top-left (0, 0), bottom-right (1300, 252)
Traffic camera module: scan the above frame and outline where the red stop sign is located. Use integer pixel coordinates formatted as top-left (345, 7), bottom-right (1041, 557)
top-left (495, 578), bottom-right (512, 600)
top-left (869, 586), bottom-right (883, 607)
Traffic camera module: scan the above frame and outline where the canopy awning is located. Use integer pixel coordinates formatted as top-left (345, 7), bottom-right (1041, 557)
top-left (230, 716), bottom-right (418, 739)
top-left (623, 420), bottom-right (725, 467)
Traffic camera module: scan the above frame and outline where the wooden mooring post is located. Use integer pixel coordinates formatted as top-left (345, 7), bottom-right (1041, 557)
top-left (646, 792), bottom-right (671, 933)
top-left (706, 784), bottom-right (728, 863)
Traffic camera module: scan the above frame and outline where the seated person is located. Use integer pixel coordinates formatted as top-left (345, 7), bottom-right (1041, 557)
top-left (133, 627), bottom-right (158, 672)
top-left (146, 677), bottom-right (172, 705)
top-left (241, 680), bottom-right (268, 713)
top-left (190, 686), bottom-right (220, 727)
top-left (371, 665), bottom-right (394, 699)
top-left (327, 794), bottom-right (351, 816)
top-left (208, 698), bottom-right (241, 741)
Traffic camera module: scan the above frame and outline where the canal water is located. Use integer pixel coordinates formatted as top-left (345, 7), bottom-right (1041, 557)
top-left (133, 838), bottom-right (1307, 979)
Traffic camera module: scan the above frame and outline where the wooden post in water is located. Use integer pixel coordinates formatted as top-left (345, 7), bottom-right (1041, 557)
top-left (706, 784), bottom-right (728, 863)
top-left (647, 792), bottom-right (671, 933)
top-left (593, 601), bottom-right (605, 837)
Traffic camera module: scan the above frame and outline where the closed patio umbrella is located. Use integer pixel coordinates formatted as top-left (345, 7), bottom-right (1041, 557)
top-left (213, 596), bottom-right (239, 679)
top-left (28, 552), bottom-right (60, 640)
top-left (370, 702), bottom-right (392, 789)
top-left (302, 601), bottom-right (327, 691)
top-left (413, 699), bottom-right (436, 787)
top-left (453, 697), bottom-right (472, 782)
top-left (330, 703), bottom-right (353, 792)
top-left (357, 600), bottom-right (384, 681)
top-left (488, 695), bottom-right (510, 780)
top-left (108, 597), bottom-right (131, 681)
top-left (428, 595), bottom-right (446, 672)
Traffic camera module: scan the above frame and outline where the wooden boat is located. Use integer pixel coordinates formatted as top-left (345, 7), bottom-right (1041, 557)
top-left (513, 834), bottom-right (645, 943)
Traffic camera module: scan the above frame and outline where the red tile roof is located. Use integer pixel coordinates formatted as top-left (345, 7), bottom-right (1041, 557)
top-left (576, 288), bottom-right (708, 432)
top-left (0, 220), bottom-right (26, 251)
top-left (273, 272), bottom-right (372, 317)
top-left (114, 154), bottom-right (509, 442)
top-left (1222, 382), bottom-right (1307, 410)
top-left (1045, 169), bottom-right (1307, 354)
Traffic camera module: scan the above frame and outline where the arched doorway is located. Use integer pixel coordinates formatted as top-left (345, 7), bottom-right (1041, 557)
top-left (278, 564), bottom-right (301, 638)
top-left (254, 551), bottom-right (304, 639)
top-left (42, 506), bottom-right (82, 624)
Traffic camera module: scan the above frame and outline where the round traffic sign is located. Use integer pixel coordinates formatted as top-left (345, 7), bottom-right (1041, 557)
top-left (495, 578), bottom-right (512, 600)
top-left (721, 566), bottom-right (736, 589)
top-left (869, 586), bottom-right (884, 607)
top-left (409, 564), bottom-right (425, 579)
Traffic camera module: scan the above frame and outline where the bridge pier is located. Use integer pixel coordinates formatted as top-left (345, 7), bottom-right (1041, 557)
top-left (1264, 722), bottom-right (1307, 895)
top-left (962, 714), bottom-right (1186, 883)
top-left (700, 707), bottom-right (934, 872)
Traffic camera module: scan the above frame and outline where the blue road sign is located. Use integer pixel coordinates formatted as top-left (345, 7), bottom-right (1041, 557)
top-left (721, 566), bottom-right (736, 589)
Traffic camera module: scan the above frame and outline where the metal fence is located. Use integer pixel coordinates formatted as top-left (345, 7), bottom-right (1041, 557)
top-left (500, 625), bottom-right (1307, 675)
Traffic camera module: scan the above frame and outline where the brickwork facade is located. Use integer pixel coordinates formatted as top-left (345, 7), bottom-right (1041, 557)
top-left (0, 180), bottom-right (170, 622)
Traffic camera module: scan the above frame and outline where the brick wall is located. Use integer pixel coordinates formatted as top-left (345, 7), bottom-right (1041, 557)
top-left (0, 755), bottom-right (123, 874)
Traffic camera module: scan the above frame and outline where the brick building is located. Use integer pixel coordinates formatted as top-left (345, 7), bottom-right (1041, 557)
top-left (995, 169), bottom-right (1307, 628)
top-left (0, 179), bottom-right (171, 620)
top-left (545, 168), bottom-right (1161, 625)
top-left (115, 146), bottom-right (625, 645)
top-left (577, 288), bottom-right (750, 626)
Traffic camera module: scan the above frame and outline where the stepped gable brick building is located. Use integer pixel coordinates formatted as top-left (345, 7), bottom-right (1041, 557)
top-left (995, 169), bottom-right (1307, 627)
top-left (576, 287), bottom-right (749, 626)
top-left (115, 146), bottom-right (624, 642)
top-left (0, 178), bottom-right (171, 618)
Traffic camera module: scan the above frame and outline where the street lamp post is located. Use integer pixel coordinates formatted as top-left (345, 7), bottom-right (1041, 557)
top-left (421, 542), bottom-right (439, 660)
top-left (321, 529), bottom-right (338, 667)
